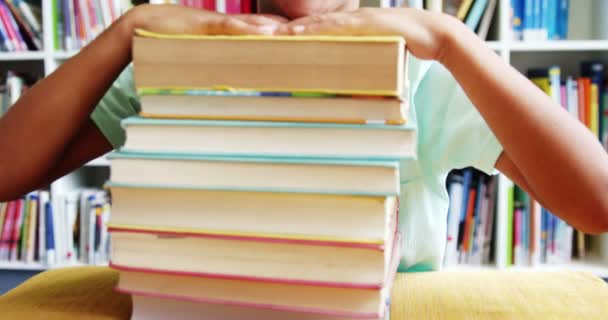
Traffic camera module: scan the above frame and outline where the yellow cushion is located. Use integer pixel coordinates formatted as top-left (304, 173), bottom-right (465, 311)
top-left (1, 267), bottom-right (607, 319)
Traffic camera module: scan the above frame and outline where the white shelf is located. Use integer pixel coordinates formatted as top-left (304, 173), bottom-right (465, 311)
top-left (52, 51), bottom-right (78, 60)
top-left (0, 261), bottom-right (101, 271)
top-left (0, 51), bottom-right (46, 61)
top-left (86, 155), bottom-right (110, 167)
top-left (510, 40), bottom-right (608, 52)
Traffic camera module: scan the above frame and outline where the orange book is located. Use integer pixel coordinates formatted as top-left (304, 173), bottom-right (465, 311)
top-left (577, 78), bottom-right (588, 126)
top-left (462, 188), bottom-right (477, 253)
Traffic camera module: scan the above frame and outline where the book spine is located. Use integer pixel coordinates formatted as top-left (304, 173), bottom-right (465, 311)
top-left (539, 0), bottom-right (549, 40)
top-left (532, 0), bottom-right (541, 40)
top-left (557, 0), bottom-right (568, 39)
top-left (45, 200), bottom-right (56, 265)
top-left (0, 202), bottom-right (14, 259)
top-left (0, 1), bottom-right (21, 50)
top-left (456, 0), bottom-right (473, 21)
top-left (9, 199), bottom-right (23, 261)
top-left (546, 0), bottom-right (558, 39)
top-left (591, 84), bottom-right (599, 138)
top-left (215, 0), bottom-right (226, 13)
top-left (464, 0), bottom-right (488, 31)
top-left (202, 0), bottom-right (215, 10)
top-left (26, 195), bottom-right (37, 263)
top-left (444, 174), bottom-right (464, 266)
top-left (548, 66), bottom-right (561, 106)
top-left (64, 0), bottom-right (73, 50)
top-left (38, 192), bottom-right (48, 263)
top-left (522, 0), bottom-right (533, 41)
top-left (577, 78), bottom-right (586, 125)
top-left (511, 0), bottom-right (524, 40)
top-left (18, 195), bottom-right (30, 261)
top-left (241, 0), bottom-right (251, 13)
top-left (566, 77), bottom-right (578, 119)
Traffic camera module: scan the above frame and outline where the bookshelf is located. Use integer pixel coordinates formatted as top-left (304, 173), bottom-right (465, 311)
top-left (0, 1), bottom-right (606, 277)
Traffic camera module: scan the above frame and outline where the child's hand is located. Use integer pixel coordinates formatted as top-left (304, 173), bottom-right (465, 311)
top-left (127, 4), bottom-right (286, 36)
top-left (280, 8), bottom-right (462, 63)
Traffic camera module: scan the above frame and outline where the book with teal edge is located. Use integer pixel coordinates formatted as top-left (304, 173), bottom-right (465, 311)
top-left (108, 151), bottom-right (401, 197)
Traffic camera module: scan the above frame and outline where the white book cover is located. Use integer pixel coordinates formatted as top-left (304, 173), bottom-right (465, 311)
top-left (444, 179), bottom-right (464, 266)
top-left (216, 0), bottom-right (226, 12)
top-left (38, 191), bottom-right (49, 263)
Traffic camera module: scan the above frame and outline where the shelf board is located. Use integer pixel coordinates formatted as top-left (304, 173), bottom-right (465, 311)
top-left (510, 40), bottom-right (608, 52)
top-left (86, 155), bottom-right (110, 167)
top-left (52, 51), bottom-right (78, 60)
top-left (0, 261), bottom-right (109, 271)
top-left (0, 51), bottom-right (46, 61)
top-left (446, 260), bottom-right (608, 278)
top-left (485, 41), bottom-right (502, 51)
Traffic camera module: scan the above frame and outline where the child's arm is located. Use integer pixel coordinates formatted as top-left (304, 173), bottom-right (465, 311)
top-left (0, 5), bottom-right (283, 201)
top-left (284, 8), bottom-right (608, 233)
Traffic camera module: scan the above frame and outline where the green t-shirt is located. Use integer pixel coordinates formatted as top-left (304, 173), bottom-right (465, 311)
top-left (91, 57), bottom-right (503, 272)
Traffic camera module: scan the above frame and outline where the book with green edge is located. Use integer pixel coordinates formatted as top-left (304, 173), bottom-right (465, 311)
top-left (133, 29), bottom-right (408, 97)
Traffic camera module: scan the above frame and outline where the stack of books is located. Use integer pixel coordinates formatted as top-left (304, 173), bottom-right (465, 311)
top-left (107, 29), bottom-right (413, 319)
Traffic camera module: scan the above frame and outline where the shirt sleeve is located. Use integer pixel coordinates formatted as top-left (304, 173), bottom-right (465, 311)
top-left (412, 59), bottom-right (503, 175)
top-left (90, 64), bottom-right (140, 149)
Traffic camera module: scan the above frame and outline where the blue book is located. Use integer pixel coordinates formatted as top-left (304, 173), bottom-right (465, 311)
top-left (62, 0), bottom-right (71, 50)
top-left (532, 0), bottom-right (542, 39)
top-left (523, 0), bottom-right (534, 40)
top-left (540, 0), bottom-right (549, 40)
top-left (511, 0), bottom-right (524, 40)
top-left (459, 169), bottom-right (473, 223)
top-left (546, 0), bottom-right (558, 39)
top-left (557, 0), bottom-right (569, 39)
top-left (44, 201), bottom-right (55, 264)
top-left (464, 0), bottom-right (489, 31)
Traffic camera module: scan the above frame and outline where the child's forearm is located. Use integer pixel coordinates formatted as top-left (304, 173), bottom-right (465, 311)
top-left (442, 22), bottom-right (608, 233)
top-left (0, 5), bottom-right (284, 201)
top-left (0, 15), bottom-right (133, 201)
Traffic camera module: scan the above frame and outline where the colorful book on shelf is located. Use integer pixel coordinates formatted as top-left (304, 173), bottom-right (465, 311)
top-left (119, 117), bottom-right (415, 160)
top-left (114, 235), bottom-right (399, 320)
top-left (456, 0), bottom-right (474, 20)
top-left (132, 29), bottom-right (408, 97)
top-left (109, 226), bottom-right (400, 288)
top-left (464, 0), bottom-right (488, 31)
top-left (138, 88), bottom-right (408, 125)
top-left (108, 152), bottom-right (401, 196)
top-left (108, 186), bottom-right (398, 245)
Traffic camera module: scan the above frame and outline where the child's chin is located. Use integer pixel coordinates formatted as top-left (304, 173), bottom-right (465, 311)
top-left (272, 0), bottom-right (331, 19)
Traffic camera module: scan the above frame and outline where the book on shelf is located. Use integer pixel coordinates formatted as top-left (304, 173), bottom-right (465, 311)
top-left (149, 0), bottom-right (255, 13)
top-left (527, 63), bottom-right (607, 148)
top-left (111, 15), bottom-right (411, 316)
top-left (52, 0), bottom-right (129, 51)
top-left (444, 168), bottom-right (498, 267)
top-left (0, 189), bottom-right (111, 267)
top-left (511, 0), bottom-right (569, 41)
top-left (1, 70), bottom-right (38, 117)
top-left (0, 0), bottom-right (41, 52)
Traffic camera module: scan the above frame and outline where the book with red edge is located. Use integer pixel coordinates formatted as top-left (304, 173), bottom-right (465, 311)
top-left (114, 232), bottom-right (401, 319)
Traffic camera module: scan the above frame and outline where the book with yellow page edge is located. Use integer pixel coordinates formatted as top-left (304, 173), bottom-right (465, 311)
top-left (133, 29), bottom-right (409, 125)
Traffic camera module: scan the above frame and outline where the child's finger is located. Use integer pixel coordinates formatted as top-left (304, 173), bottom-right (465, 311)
top-left (283, 13), bottom-right (365, 36)
top-left (206, 17), bottom-right (278, 35)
